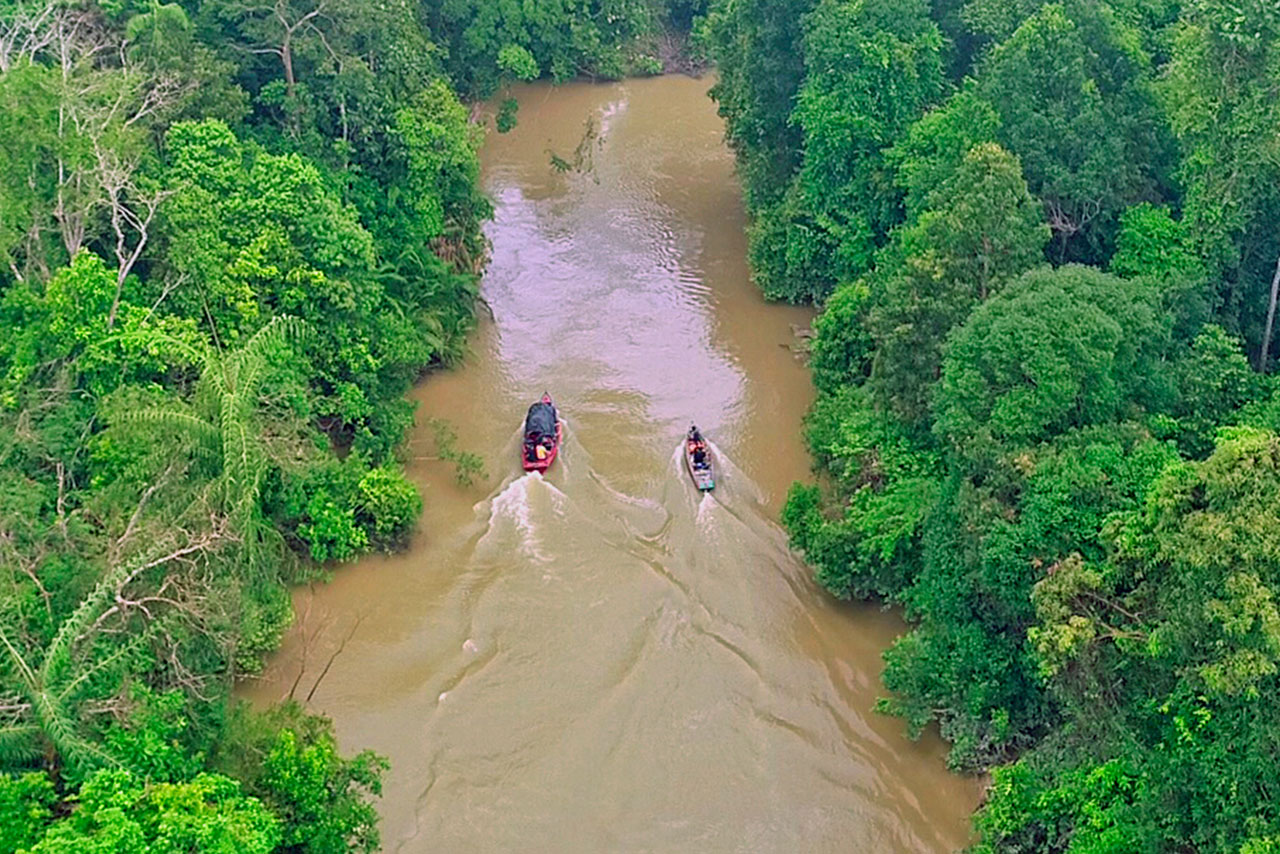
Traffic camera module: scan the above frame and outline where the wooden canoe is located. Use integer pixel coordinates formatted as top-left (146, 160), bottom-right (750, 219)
top-left (684, 439), bottom-right (715, 491)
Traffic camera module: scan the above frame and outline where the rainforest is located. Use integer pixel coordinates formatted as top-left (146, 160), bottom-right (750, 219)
top-left (2, 0), bottom-right (1279, 851)
top-left (718, 0), bottom-right (1280, 849)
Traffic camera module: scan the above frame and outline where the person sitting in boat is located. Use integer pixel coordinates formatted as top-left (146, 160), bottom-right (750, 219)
top-left (525, 399), bottom-right (558, 451)
top-left (688, 424), bottom-right (703, 444)
top-left (692, 445), bottom-right (707, 468)
top-left (535, 443), bottom-right (548, 461)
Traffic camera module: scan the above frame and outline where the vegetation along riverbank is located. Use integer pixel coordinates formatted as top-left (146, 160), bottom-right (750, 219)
top-left (0, 0), bottom-right (707, 849)
top-left (706, 0), bottom-right (1280, 848)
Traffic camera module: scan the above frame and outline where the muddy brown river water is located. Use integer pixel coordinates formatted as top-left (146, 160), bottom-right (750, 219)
top-left (241, 75), bottom-right (981, 852)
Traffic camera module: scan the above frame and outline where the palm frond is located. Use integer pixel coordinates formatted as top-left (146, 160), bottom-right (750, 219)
top-left (104, 329), bottom-right (210, 372)
top-left (0, 625), bottom-right (38, 694)
top-left (233, 315), bottom-right (309, 406)
top-left (0, 724), bottom-right (42, 766)
top-left (237, 314), bottom-right (308, 368)
top-left (54, 728), bottom-right (122, 780)
top-left (42, 547), bottom-right (165, 686)
top-left (120, 408), bottom-right (221, 452)
top-left (28, 688), bottom-right (121, 780)
top-left (52, 631), bottom-right (151, 704)
top-left (222, 412), bottom-right (260, 514)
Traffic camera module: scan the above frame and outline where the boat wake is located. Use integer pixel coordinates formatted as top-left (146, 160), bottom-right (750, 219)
top-left (474, 472), bottom-right (568, 563)
top-left (393, 432), bottom-right (910, 851)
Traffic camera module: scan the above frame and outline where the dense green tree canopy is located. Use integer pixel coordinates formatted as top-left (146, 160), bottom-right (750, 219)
top-left (1165, 0), bottom-right (1280, 362)
top-left (709, 0), bottom-right (946, 302)
top-left (25, 770), bottom-right (281, 853)
top-left (793, 0), bottom-right (944, 236)
top-left (978, 0), bottom-right (1171, 263)
top-left (724, 0), bottom-right (1280, 841)
top-left (704, 0), bottom-right (814, 210)
top-left (934, 265), bottom-right (1168, 456)
top-left (868, 142), bottom-right (1048, 425)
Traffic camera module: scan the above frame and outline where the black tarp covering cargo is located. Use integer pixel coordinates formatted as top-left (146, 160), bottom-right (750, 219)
top-left (524, 401), bottom-right (557, 441)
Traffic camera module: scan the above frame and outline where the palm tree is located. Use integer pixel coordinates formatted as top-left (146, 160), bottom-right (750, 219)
top-left (125, 315), bottom-right (307, 575)
top-left (0, 540), bottom-right (211, 781)
top-left (0, 321), bottom-right (307, 779)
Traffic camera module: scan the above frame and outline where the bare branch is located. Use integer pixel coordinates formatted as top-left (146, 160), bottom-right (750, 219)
top-left (0, 1), bottom-right (59, 72)
top-left (306, 613), bottom-right (361, 703)
top-left (75, 529), bottom-right (226, 645)
top-left (111, 466), bottom-right (176, 562)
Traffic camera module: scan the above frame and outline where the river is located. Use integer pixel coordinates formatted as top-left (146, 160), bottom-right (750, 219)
top-left (240, 75), bottom-right (981, 852)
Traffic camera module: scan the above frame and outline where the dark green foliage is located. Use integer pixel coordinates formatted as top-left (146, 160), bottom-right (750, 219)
top-left (215, 703), bottom-right (387, 854)
top-left (882, 426), bottom-right (1179, 768)
top-left (977, 1), bottom-right (1173, 264)
top-left (705, 0), bottom-right (815, 210)
top-left (751, 0), bottom-right (944, 302)
top-left (934, 266), bottom-right (1169, 459)
top-left (884, 85), bottom-right (1000, 223)
top-left (496, 97), bottom-right (520, 133)
top-left (1154, 324), bottom-right (1260, 456)
top-left (732, 0), bottom-right (1280, 841)
top-left (746, 183), bottom-right (869, 303)
top-left (710, 0), bottom-right (944, 303)
top-left (793, 0), bottom-right (944, 240)
top-left (809, 280), bottom-right (873, 394)
top-left (868, 142), bottom-right (1048, 426)
top-left (1165, 0), bottom-right (1280, 360)
top-left (784, 385), bottom-right (942, 600)
top-left (0, 0), bottom-right (493, 844)
top-left (979, 430), bottom-right (1280, 851)
top-left (426, 0), bottom-right (695, 98)
top-left (156, 118), bottom-right (471, 450)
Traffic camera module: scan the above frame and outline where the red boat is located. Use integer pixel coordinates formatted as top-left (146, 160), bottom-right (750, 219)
top-left (521, 393), bottom-right (562, 472)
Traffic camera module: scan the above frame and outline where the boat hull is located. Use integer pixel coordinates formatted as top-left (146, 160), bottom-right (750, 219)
top-left (684, 443), bottom-right (715, 491)
top-left (522, 421), bottom-right (563, 473)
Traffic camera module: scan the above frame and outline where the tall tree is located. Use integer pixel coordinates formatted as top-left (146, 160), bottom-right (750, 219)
top-left (884, 85), bottom-right (1001, 224)
top-left (1165, 0), bottom-right (1280, 366)
top-left (0, 536), bottom-right (221, 781)
top-left (126, 316), bottom-right (307, 562)
top-left (979, 0), bottom-right (1171, 263)
top-left (0, 6), bottom-right (192, 287)
top-left (705, 0), bottom-right (817, 211)
top-left (793, 0), bottom-right (944, 237)
top-left (932, 265), bottom-right (1169, 460)
top-left (868, 142), bottom-right (1049, 425)
top-left (1000, 428), bottom-right (1280, 850)
top-left (741, 0), bottom-right (945, 302)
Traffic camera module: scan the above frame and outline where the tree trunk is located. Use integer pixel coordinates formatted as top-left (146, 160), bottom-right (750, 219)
top-left (1259, 254), bottom-right (1280, 373)
top-left (281, 35), bottom-right (295, 98)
